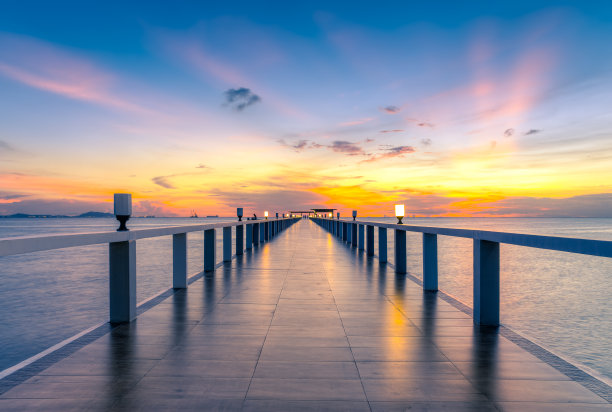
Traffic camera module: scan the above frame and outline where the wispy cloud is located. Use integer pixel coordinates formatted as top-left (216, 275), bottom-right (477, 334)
top-left (381, 105), bottom-right (400, 114)
top-left (156, 32), bottom-right (311, 119)
top-left (406, 118), bottom-right (435, 128)
top-left (421, 138), bottom-right (432, 146)
top-left (328, 140), bottom-right (366, 156)
top-left (339, 117), bottom-right (373, 127)
top-left (278, 139), bottom-right (368, 156)
top-left (524, 129), bottom-right (541, 135)
top-left (0, 140), bottom-right (15, 152)
top-left (503, 128), bottom-right (515, 137)
top-left (362, 145), bottom-right (416, 163)
top-left (196, 164), bottom-right (210, 169)
top-left (152, 176), bottom-right (175, 189)
top-left (278, 139), bottom-right (311, 152)
top-left (0, 33), bottom-right (155, 115)
top-left (223, 87), bottom-right (261, 111)
top-left (380, 129), bottom-right (403, 133)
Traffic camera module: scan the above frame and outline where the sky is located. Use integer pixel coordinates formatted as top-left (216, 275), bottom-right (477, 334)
top-left (1, 0), bottom-right (612, 217)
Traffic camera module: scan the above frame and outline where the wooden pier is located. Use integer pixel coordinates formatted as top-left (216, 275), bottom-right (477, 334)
top-left (0, 220), bottom-right (610, 411)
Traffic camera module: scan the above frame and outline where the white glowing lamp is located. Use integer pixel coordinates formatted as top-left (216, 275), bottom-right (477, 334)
top-left (395, 204), bottom-right (405, 224)
top-left (264, 210), bottom-right (268, 220)
top-left (329, 212), bottom-right (332, 218)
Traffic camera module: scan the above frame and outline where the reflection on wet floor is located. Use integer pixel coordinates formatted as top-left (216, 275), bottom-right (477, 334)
top-left (0, 220), bottom-right (609, 411)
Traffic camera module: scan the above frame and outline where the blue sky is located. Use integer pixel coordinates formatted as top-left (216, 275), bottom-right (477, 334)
top-left (1, 1), bottom-right (612, 216)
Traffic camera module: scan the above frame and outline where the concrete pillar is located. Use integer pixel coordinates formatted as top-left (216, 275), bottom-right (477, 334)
top-left (253, 223), bottom-right (259, 245)
top-left (352, 223), bottom-right (358, 247)
top-left (109, 240), bottom-right (136, 323)
top-left (378, 227), bottom-right (387, 263)
top-left (236, 224), bottom-right (244, 255)
top-left (366, 225), bottom-right (374, 256)
top-left (342, 222), bottom-right (347, 241)
top-left (358, 224), bottom-right (365, 251)
top-left (223, 226), bottom-right (232, 262)
top-left (246, 224), bottom-right (253, 249)
top-left (394, 229), bottom-right (406, 274)
top-left (172, 233), bottom-right (187, 289)
top-left (423, 233), bottom-right (438, 291)
top-left (260, 223), bottom-right (265, 243)
top-left (264, 221), bottom-right (269, 241)
top-left (204, 228), bottom-right (216, 272)
top-left (474, 239), bottom-right (500, 326)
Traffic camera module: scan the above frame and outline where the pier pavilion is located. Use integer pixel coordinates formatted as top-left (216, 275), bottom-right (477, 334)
top-left (0, 216), bottom-right (611, 410)
top-left (288, 208), bottom-right (337, 218)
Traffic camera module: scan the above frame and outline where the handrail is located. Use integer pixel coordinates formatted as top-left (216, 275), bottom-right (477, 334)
top-left (331, 219), bottom-right (612, 258)
top-left (0, 217), bottom-right (300, 323)
top-left (0, 219), bottom-right (291, 257)
top-left (311, 217), bottom-right (612, 326)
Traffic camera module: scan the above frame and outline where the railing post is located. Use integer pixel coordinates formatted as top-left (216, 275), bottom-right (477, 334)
top-left (204, 228), bottom-right (216, 272)
top-left (366, 225), bottom-right (374, 256)
top-left (423, 233), bottom-right (438, 291)
top-left (394, 229), bottom-right (406, 274)
top-left (358, 224), bottom-right (365, 250)
top-left (253, 223), bottom-right (259, 245)
top-left (246, 224), bottom-right (253, 249)
top-left (223, 226), bottom-right (232, 262)
top-left (264, 221), bottom-right (269, 241)
top-left (378, 227), bottom-right (387, 263)
top-left (474, 239), bottom-right (500, 326)
top-left (236, 224), bottom-right (244, 255)
top-left (352, 223), bottom-right (358, 247)
top-left (260, 222), bottom-right (265, 243)
top-left (172, 233), bottom-right (187, 289)
top-left (342, 222), bottom-right (347, 241)
top-left (109, 240), bottom-right (136, 323)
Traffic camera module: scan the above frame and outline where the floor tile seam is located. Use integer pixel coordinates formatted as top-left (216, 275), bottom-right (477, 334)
top-left (400, 271), bottom-right (612, 403)
top-left (242, 247), bottom-right (294, 407)
top-left (107, 362), bottom-right (161, 410)
top-left (317, 224), bottom-right (499, 407)
top-left (317, 223), bottom-right (612, 404)
top-left (0, 225), bottom-right (295, 398)
top-left (318, 244), bottom-right (373, 412)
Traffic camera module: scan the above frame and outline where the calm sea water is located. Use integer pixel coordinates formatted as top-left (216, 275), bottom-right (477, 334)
top-left (0, 217), bottom-right (610, 383)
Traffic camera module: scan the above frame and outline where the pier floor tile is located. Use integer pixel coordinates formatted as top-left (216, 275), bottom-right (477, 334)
top-left (1, 219), bottom-right (610, 409)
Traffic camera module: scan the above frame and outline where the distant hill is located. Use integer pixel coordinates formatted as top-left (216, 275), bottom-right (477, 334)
top-left (76, 211), bottom-right (114, 218)
top-left (0, 211), bottom-right (114, 218)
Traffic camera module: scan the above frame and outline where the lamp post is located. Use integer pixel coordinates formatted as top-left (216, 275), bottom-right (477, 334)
top-left (237, 207), bottom-right (243, 221)
top-left (395, 204), bottom-right (405, 224)
top-left (352, 210), bottom-right (357, 221)
top-left (264, 211), bottom-right (268, 220)
top-left (114, 193), bottom-right (132, 231)
top-left (328, 212), bottom-right (332, 218)
top-left (337, 212), bottom-right (340, 220)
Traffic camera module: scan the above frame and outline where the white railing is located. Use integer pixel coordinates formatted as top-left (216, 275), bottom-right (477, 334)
top-left (311, 217), bottom-right (612, 326)
top-left (0, 218), bottom-right (299, 323)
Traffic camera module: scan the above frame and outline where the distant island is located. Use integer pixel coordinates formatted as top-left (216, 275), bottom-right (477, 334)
top-left (0, 211), bottom-right (115, 218)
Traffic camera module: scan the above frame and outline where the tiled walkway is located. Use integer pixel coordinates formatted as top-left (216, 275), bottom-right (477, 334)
top-left (1, 220), bottom-right (610, 411)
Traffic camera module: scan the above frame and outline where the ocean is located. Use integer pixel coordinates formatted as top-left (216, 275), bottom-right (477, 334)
top-left (0, 217), bottom-right (610, 383)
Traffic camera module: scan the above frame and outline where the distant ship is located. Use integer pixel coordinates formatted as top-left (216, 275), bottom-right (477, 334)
top-left (206, 215), bottom-right (219, 218)
top-left (190, 210), bottom-right (198, 218)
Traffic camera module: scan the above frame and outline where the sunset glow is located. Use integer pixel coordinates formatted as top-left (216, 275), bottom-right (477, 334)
top-left (1, 2), bottom-right (611, 217)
